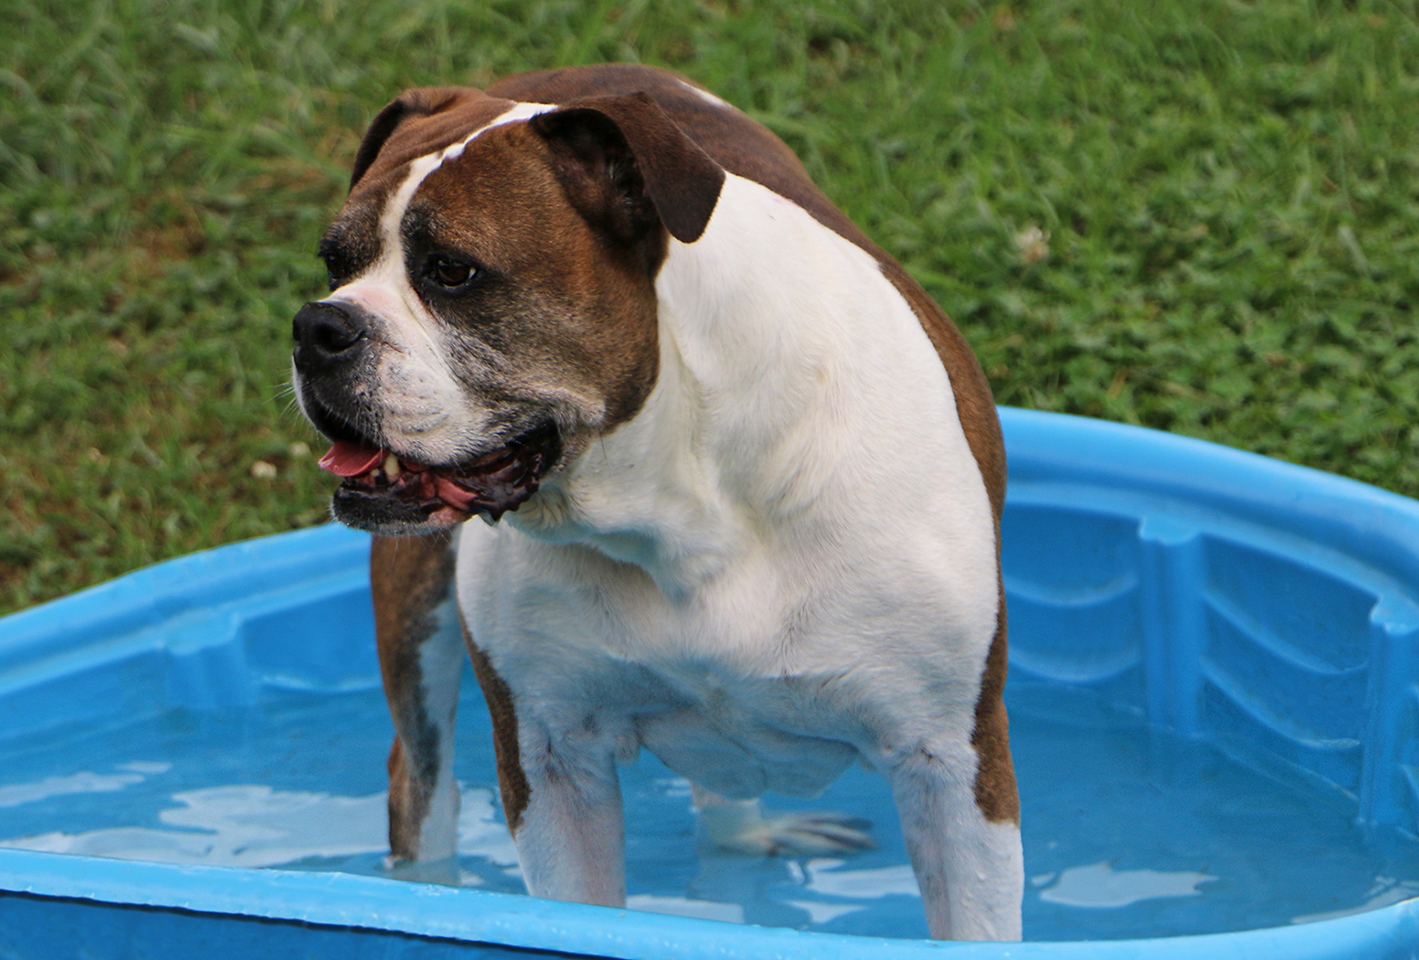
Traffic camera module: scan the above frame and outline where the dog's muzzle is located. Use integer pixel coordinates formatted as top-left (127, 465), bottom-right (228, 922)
top-left (290, 299), bottom-right (562, 529)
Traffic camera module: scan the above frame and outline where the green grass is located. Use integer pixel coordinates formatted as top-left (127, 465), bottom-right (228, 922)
top-left (5, 0), bottom-right (1419, 615)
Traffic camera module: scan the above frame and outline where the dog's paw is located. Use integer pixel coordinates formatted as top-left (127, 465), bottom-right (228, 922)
top-left (694, 797), bottom-right (875, 857)
top-left (384, 854), bottom-right (461, 886)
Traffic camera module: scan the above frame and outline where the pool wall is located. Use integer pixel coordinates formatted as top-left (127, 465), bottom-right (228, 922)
top-left (1000, 409), bottom-right (1419, 838)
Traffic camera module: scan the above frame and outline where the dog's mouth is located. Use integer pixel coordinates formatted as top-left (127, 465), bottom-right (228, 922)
top-left (317, 424), bottom-right (561, 529)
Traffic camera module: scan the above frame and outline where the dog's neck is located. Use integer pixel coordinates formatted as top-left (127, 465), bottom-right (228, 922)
top-left (507, 174), bottom-right (939, 601)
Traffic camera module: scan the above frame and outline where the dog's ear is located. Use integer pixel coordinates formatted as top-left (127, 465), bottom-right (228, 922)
top-left (530, 93), bottom-right (725, 244)
top-left (349, 97), bottom-right (416, 191)
top-left (348, 88), bottom-right (472, 192)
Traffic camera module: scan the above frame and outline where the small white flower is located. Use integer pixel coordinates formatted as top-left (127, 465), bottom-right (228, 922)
top-left (250, 460), bottom-right (278, 480)
top-left (1014, 224), bottom-right (1050, 265)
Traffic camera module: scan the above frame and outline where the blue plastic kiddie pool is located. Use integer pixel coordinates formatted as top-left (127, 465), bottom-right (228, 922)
top-left (1, 408), bottom-right (1417, 958)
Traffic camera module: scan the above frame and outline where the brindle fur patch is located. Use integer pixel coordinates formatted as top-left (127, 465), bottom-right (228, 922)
top-left (406, 123), bottom-right (663, 431)
top-left (462, 619), bottom-right (531, 835)
top-left (970, 575), bottom-right (1019, 824)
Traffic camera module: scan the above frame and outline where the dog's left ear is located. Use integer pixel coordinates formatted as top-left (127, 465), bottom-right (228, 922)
top-left (348, 87), bottom-right (484, 192)
top-left (531, 93), bottom-right (725, 244)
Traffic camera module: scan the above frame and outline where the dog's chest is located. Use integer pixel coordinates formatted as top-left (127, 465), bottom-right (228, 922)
top-left (456, 524), bottom-right (872, 797)
top-left (612, 655), bottom-right (862, 799)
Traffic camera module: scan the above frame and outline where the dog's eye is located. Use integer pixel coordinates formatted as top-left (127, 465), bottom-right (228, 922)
top-left (318, 254), bottom-right (343, 292)
top-left (428, 256), bottom-right (476, 290)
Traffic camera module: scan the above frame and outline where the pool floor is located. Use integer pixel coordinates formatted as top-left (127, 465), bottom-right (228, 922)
top-left (1, 677), bottom-right (1415, 942)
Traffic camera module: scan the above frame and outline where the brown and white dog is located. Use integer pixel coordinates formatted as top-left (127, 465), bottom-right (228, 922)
top-left (291, 64), bottom-right (1021, 941)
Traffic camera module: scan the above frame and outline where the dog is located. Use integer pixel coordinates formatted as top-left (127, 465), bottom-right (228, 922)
top-left (291, 64), bottom-right (1021, 941)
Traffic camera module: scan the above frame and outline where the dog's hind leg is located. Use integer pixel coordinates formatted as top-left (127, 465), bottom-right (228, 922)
top-left (690, 785), bottom-right (875, 857)
top-left (880, 732), bottom-right (1023, 941)
top-left (371, 532), bottom-right (464, 883)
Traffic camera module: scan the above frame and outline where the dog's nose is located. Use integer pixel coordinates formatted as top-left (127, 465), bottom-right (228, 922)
top-left (292, 300), bottom-right (369, 372)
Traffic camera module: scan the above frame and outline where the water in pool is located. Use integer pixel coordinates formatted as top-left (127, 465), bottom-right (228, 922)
top-left (0, 676), bottom-right (1415, 942)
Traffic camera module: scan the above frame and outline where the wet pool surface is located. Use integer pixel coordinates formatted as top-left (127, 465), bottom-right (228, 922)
top-left (1, 677), bottom-right (1414, 942)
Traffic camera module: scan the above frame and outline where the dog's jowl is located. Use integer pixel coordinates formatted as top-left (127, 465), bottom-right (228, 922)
top-left (292, 64), bottom-right (1022, 941)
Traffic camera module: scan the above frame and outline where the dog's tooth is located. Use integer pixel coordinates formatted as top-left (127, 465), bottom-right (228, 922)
top-left (384, 452), bottom-right (401, 480)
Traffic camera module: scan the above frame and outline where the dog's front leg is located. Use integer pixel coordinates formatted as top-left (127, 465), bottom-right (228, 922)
top-left (461, 630), bottom-right (627, 907)
top-left (371, 533), bottom-right (463, 882)
top-left (884, 739), bottom-right (1023, 941)
top-left (513, 729), bottom-right (627, 907)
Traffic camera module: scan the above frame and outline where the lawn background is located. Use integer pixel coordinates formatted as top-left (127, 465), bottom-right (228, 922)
top-left (4, 0), bottom-right (1419, 615)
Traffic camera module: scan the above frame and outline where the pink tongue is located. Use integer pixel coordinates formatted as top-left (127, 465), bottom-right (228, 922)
top-left (318, 441), bottom-right (385, 477)
top-left (433, 474), bottom-right (480, 511)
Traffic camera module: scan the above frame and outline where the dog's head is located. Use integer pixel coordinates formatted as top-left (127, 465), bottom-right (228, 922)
top-left (292, 87), bottom-right (724, 534)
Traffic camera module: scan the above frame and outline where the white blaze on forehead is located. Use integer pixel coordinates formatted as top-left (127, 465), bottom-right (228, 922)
top-left (380, 100), bottom-right (557, 248)
top-left (677, 79), bottom-right (732, 109)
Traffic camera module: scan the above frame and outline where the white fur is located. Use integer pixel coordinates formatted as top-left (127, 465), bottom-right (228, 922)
top-left (449, 171), bottom-right (1019, 938)
top-left (411, 594), bottom-right (466, 862)
top-left (677, 79), bottom-right (732, 110)
top-left (885, 734), bottom-right (1024, 939)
